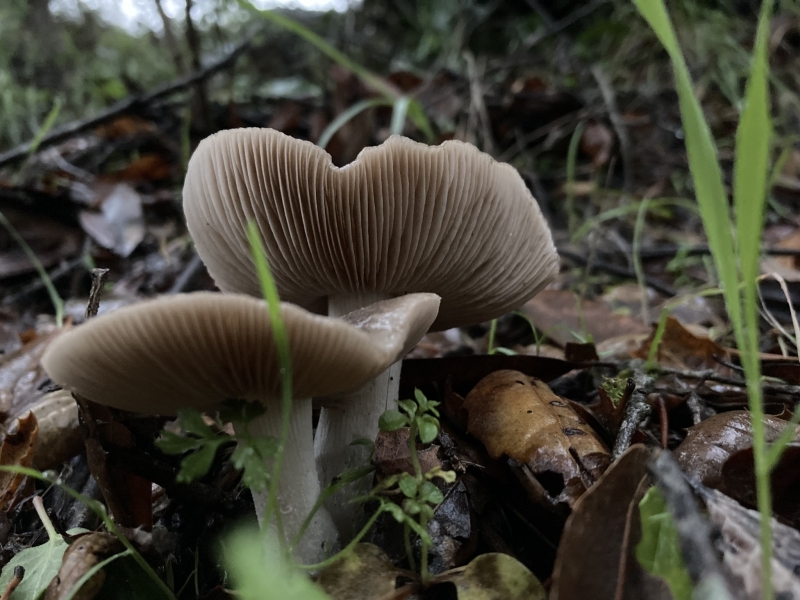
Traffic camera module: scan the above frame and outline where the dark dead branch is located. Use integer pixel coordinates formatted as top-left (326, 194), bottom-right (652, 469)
top-left (0, 35), bottom-right (253, 169)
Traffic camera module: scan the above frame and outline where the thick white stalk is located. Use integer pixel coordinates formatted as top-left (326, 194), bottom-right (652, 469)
top-left (316, 292), bottom-right (397, 541)
top-left (235, 397), bottom-right (339, 564)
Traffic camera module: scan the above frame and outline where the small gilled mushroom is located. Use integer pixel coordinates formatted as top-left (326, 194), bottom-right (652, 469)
top-left (41, 291), bottom-right (439, 564)
top-left (183, 129), bottom-right (558, 538)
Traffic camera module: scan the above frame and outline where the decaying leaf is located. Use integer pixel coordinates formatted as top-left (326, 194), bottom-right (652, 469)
top-left (0, 412), bottom-right (39, 510)
top-left (45, 532), bottom-right (123, 600)
top-left (0, 324), bottom-right (68, 417)
top-left (78, 184), bottom-right (144, 258)
top-left (15, 389), bottom-right (81, 471)
top-left (701, 487), bottom-right (800, 599)
top-left (374, 428), bottom-right (441, 478)
top-left (463, 371), bottom-right (609, 507)
top-left (632, 316), bottom-right (731, 374)
top-left (673, 410), bottom-right (800, 489)
top-left (316, 544), bottom-right (402, 600)
top-left (433, 553), bottom-right (546, 600)
top-left (520, 291), bottom-right (649, 348)
top-left (551, 445), bottom-right (671, 600)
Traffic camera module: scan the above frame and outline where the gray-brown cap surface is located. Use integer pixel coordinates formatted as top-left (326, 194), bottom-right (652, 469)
top-left (183, 128), bottom-right (558, 330)
top-left (41, 292), bottom-right (440, 414)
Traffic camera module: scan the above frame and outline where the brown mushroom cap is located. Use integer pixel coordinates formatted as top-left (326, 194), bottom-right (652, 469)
top-left (41, 292), bottom-right (440, 415)
top-left (183, 129), bottom-right (558, 330)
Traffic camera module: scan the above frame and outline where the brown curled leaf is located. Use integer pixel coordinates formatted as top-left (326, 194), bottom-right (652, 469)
top-left (550, 445), bottom-right (671, 600)
top-left (0, 411), bottom-right (39, 510)
top-left (463, 370), bottom-right (609, 507)
top-left (631, 316), bottom-right (731, 374)
top-left (45, 532), bottom-right (123, 600)
top-left (673, 410), bottom-right (800, 489)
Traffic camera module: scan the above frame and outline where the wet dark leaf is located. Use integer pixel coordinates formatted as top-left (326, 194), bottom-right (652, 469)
top-left (551, 445), bottom-right (671, 600)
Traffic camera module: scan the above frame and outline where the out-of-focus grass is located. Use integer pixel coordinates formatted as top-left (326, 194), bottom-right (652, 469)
top-left (633, 0), bottom-right (778, 598)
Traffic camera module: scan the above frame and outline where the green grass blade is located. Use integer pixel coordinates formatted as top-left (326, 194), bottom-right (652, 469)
top-left (390, 96), bottom-right (411, 136)
top-left (28, 98), bottom-right (62, 156)
top-left (565, 121), bottom-right (586, 237)
top-left (633, 0), bottom-right (740, 330)
top-left (317, 98), bottom-right (391, 150)
top-left (732, 3), bottom-right (775, 598)
top-left (406, 99), bottom-right (435, 142)
top-left (247, 221), bottom-right (292, 544)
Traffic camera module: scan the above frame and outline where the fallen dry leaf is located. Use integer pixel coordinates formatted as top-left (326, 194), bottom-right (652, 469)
top-left (78, 184), bottom-right (144, 257)
top-left (316, 543), bottom-right (402, 600)
top-left (0, 412), bottom-right (39, 510)
top-left (462, 370), bottom-right (609, 507)
top-left (550, 445), bottom-right (671, 600)
top-left (44, 532), bottom-right (123, 600)
top-left (374, 428), bottom-right (440, 479)
top-left (0, 323), bottom-right (69, 417)
top-left (432, 553), bottom-right (546, 600)
top-left (673, 411), bottom-right (800, 489)
top-left (10, 389), bottom-right (81, 471)
top-left (520, 290), bottom-right (649, 348)
top-left (632, 315), bottom-right (731, 374)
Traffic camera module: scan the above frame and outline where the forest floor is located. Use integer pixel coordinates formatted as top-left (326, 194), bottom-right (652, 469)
top-left (0, 1), bottom-right (799, 599)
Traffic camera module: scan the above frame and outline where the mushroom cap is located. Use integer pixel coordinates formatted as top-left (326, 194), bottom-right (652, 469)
top-left (183, 128), bottom-right (558, 330)
top-left (41, 292), bottom-right (440, 415)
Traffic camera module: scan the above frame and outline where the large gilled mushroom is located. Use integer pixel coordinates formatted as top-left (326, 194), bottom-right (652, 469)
top-left (183, 128), bottom-right (559, 538)
top-left (41, 291), bottom-right (439, 564)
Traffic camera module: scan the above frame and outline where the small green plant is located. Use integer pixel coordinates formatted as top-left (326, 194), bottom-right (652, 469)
top-left (374, 389), bottom-right (456, 584)
top-left (156, 403), bottom-right (277, 491)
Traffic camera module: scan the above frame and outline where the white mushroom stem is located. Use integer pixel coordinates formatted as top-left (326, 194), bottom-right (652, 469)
top-left (315, 292), bottom-right (398, 541)
top-left (234, 397), bottom-right (339, 564)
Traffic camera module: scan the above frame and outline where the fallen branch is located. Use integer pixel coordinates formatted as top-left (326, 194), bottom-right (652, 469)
top-left (0, 36), bottom-right (253, 169)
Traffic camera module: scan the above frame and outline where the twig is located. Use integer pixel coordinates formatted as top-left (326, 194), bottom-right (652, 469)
top-left (658, 366), bottom-right (800, 397)
top-left (686, 391), bottom-right (703, 425)
top-left (0, 567), bottom-right (24, 600)
top-left (647, 450), bottom-right (734, 599)
top-left (0, 36), bottom-right (252, 168)
top-left (657, 397), bottom-right (669, 449)
top-left (85, 268), bottom-right (109, 320)
top-left (558, 247), bottom-right (677, 296)
top-left (611, 371), bottom-right (653, 460)
top-left (591, 65), bottom-right (633, 192)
